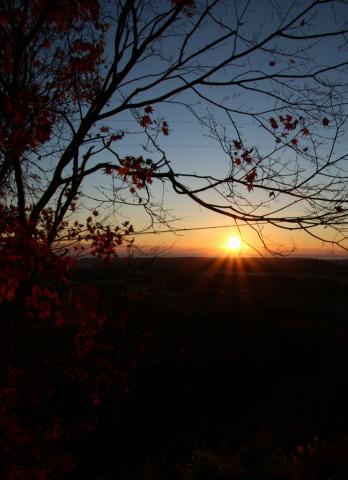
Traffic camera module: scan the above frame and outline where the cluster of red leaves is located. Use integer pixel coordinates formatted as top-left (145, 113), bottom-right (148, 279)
top-left (0, 203), bottom-right (146, 478)
top-left (230, 140), bottom-right (257, 190)
top-left (234, 113), bottom-right (331, 193)
top-left (0, 206), bottom-right (73, 309)
top-left (0, 280), bottom-right (143, 479)
top-left (0, 2), bottom-right (152, 475)
top-left (37, 206), bottom-right (134, 259)
top-left (86, 220), bottom-right (134, 258)
top-left (1, 91), bottom-right (54, 156)
top-left (232, 140), bottom-right (253, 166)
top-left (0, 210), bottom-right (79, 477)
top-left (279, 114), bottom-right (299, 131)
top-left (269, 114), bottom-right (300, 132)
top-left (116, 156), bottom-right (157, 193)
top-left (0, 204), bottom-right (135, 313)
top-left (0, 0), bottom-right (105, 157)
top-left (268, 114), bottom-right (330, 148)
top-left (57, 39), bottom-right (105, 104)
top-left (268, 114), bottom-right (317, 148)
top-left (139, 106), bottom-right (170, 136)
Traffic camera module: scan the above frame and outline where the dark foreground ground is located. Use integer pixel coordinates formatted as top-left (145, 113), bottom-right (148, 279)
top-left (70, 256), bottom-right (348, 479)
top-left (3, 256), bottom-right (348, 479)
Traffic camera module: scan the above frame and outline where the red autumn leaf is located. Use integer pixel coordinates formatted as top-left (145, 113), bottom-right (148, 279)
top-left (144, 105), bottom-right (154, 114)
top-left (162, 121), bottom-right (169, 136)
top-left (100, 126), bottom-right (109, 133)
top-left (233, 140), bottom-right (242, 149)
top-left (235, 158), bottom-right (241, 166)
top-left (269, 117), bottom-right (278, 129)
top-left (301, 127), bottom-right (309, 136)
top-left (140, 115), bottom-right (152, 128)
top-left (246, 169), bottom-right (257, 183)
top-left (284, 121), bottom-right (295, 131)
top-left (291, 137), bottom-right (298, 146)
top-left (322, 117), bottom-right (330, 127)
top-left (110, 133), bottom-right (123, 142)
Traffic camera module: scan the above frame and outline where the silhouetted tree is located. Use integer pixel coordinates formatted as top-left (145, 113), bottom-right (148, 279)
top-left (1, 0), bottom-right (348, 254)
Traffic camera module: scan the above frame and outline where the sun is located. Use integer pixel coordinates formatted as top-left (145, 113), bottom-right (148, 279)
top-left (225, 235), bottom-right (243, 252)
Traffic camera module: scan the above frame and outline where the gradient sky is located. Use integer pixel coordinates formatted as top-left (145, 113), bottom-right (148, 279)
top-left (84, 0), bottom-right (348, 258)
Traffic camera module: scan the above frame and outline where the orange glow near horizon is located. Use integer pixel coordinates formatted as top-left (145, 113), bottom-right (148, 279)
top-left (123, 219), bottom-right (348, 258)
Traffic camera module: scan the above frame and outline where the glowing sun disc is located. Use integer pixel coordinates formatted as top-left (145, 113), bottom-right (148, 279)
top-left (226, 235), bottom-right (242, 251)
